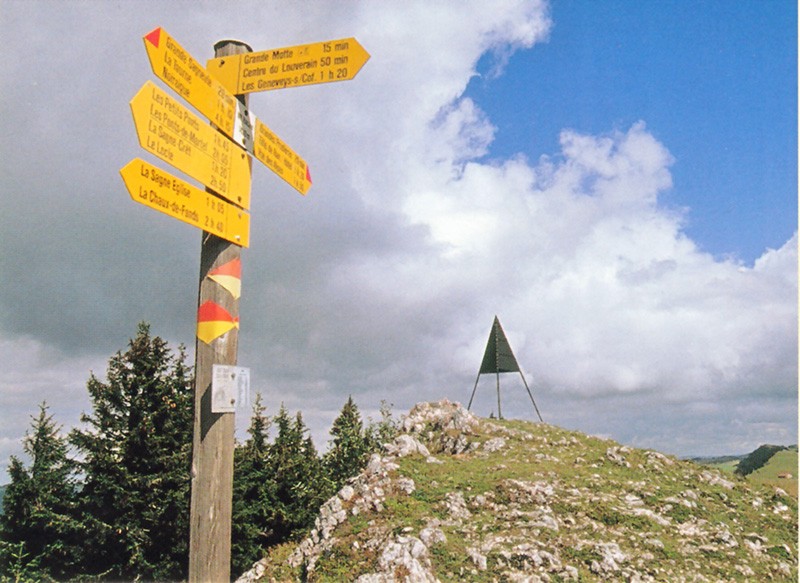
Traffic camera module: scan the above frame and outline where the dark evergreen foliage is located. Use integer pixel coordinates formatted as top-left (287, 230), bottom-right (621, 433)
top-left (69, 322), bottom-right (193, 581)
top-left (735, 444), bottom-right (787, 476)
top-left (266, 406), bottom-right (329, 545)
top-left (323, 396), bottom-right (373, 492)
top-left (2, 324), bottom-right (400, 581)
top-left (227, 398), bottom-right (398, 577)
top-left (366, 400), bottom-right (399, 450)
top-left (0, 403), bottom-right (82, 581)
top-left (231, 393), bottom-right (277, 575)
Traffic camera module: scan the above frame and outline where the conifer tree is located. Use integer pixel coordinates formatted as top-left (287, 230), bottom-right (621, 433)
top-left (298, 427), bottom-right (327, 523)
top-left (231, 394), bottom-right (277, 575)
top-left (0, 403), bottom-right (81, 581)
top-left (266, 406), bottom-right (328, 545)
top-left (324, 396), bottom-right (372, 492)
top-left (70, 322), bottom-right (193, 581)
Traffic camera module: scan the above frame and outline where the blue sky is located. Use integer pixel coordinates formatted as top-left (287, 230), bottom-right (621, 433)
top-left (0, 1), bottom-right (796, 483)
top-left (467, 0), bottom-right (797, 265)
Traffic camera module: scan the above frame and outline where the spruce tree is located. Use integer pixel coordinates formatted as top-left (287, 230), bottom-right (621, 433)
top-left (324, 396), bottom-right (372, 492)
top-left (0, 403), bottom-right (81, 581)
top-left (298, 427), bottom-right (327, 526)
top-left (266, 406), bottom-right (328, 545)
top-left (70, 322), bottom-right (193, 581)
top-left (231, 394), bottom-right (277, 575)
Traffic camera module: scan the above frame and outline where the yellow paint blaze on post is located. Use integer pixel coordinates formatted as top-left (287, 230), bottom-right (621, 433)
top-left (120, 158), bottom-right (250, 247)
top-left (206, 37), bottom-right (370, 94)
top-left (196, 319), bottom-right (239, 345)
top-left (130, 81), bottom-right (251, 209)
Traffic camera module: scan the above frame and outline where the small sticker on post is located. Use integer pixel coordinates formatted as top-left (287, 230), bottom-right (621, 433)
top-left (211, 365), bottom-right (250, 413)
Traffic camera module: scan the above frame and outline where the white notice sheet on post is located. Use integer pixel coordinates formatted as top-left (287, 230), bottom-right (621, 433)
top-left (211, 365), bottom-right (250, 413)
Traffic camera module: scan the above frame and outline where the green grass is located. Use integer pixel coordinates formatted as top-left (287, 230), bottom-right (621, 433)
top-left (250, 412), bottom-right (798, 582)
top-left (711, 459), bottom-right (740, 473)
top-left (749, 449), bottom-right (798, 497)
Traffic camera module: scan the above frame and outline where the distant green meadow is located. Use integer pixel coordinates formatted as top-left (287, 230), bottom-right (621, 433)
top-left (705, 447), bottom-right (797, 498)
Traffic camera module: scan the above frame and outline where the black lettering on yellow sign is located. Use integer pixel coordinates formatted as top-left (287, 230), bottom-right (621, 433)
top-left (121, 159), bottom-right (250, 247)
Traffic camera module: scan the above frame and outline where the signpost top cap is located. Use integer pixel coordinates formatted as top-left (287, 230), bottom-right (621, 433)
top-left (214, 39), bottom-right (253, 54)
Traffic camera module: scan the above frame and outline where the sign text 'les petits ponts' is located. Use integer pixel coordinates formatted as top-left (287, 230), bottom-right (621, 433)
top-left (206, 37), bottom-right (369, 94)
top-left (121, 158), bottom-right (250, 247)
top-left (130, 81), bottom-right (251, 209)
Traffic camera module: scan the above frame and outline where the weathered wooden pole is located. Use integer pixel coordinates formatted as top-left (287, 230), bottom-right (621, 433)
top-left (188, 38), bottom-right (252, 583)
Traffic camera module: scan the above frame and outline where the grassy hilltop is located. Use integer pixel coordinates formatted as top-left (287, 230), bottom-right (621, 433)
top-left (240, 401), bottom-right (798, 582)
top-left (746, 447), bottom-right (799, 498)
top-left (698, 445), bottom-right (799, 498)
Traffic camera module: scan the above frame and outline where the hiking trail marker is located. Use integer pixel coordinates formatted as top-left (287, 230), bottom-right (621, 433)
top-left (122, 26), bottom-right (369, 582)
top-left (143, 26), bottom-right (311, 195)
top-left (130, 81), bottom-right (252, 208)
top-left (120, 159), bottom-right (250, 246)
top-left (207, 37), bottom-right (370, 94)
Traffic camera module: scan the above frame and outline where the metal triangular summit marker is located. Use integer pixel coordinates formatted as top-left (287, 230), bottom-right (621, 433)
top-left (468, 316), bottom-right (543, 422)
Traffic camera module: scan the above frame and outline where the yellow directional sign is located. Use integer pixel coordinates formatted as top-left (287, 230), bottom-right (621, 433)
top-left (121, 158), bottom-right (250, 247)
top-left (206, 37), bottom-right (370, 94)
top-left (141, 27), bottom-right (312, 196)
top-left (253, 119), bottom-right (312, 195)
top-left (130, 81), bottom-right (251, 209)
top-left (143, 27), bottom-right (253, 149)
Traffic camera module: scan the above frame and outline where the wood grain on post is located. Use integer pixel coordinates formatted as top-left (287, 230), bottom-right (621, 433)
top-left (189, 38), bottom-right (252, 583)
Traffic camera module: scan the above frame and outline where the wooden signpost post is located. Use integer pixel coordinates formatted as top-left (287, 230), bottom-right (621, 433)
top-left (186, 39), bottom-right (250, 583)
top-left (121, 27), bottom-right (369, 582)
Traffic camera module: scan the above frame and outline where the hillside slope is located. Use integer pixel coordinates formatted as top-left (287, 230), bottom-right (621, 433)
top-left (239, 401), bottom-right (798, 582)
top-left (749, 448), bottom-right (799, 498)
top-left (735, 444), bottom-right (789, 477)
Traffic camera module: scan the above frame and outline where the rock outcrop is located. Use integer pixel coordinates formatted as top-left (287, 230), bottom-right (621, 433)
top-left (238, 400), bottom-right (798, 582)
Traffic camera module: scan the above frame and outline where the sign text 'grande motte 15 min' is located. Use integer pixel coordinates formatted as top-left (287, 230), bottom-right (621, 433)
top-left (206, 37), bottom-right (370, 94)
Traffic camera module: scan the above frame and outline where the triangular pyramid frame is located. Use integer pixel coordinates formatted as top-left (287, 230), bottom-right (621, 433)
top-left (467, 316), bottom-right (543, 421)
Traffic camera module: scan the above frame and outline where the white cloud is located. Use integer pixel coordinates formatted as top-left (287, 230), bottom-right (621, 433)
top-left (0, 1), bottom-right (795, 482)
top-left (0, 337), bottom-right (103, 478)
top-left (380, 117), bottom-right (796, 407)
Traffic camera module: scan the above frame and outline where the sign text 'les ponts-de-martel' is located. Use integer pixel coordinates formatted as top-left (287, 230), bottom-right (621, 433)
top-left (130, 80), bottom-right (251, 209)
top-left (206, 37), bottom-right (370, 94)
top-left (120, 158), bottom-right (250, 247)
